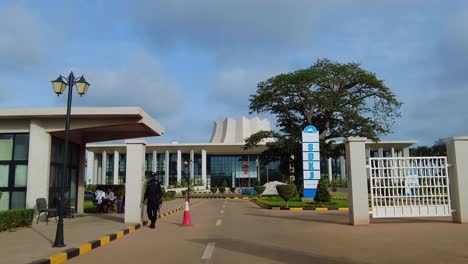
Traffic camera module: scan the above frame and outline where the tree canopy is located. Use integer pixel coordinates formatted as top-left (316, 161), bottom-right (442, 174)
top-left (245, 58), bottom-right (402, 181)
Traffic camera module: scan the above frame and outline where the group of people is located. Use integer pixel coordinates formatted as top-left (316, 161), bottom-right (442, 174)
top-left (93, 172), bottom-right (163, 229)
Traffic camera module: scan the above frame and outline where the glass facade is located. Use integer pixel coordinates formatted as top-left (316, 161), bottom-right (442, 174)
top-left (145, 153), bottom-right (153, 181)
top-left (0, 134), bottom-right (29, 210)
top-left (207, 155), bottom-right (261, 188)
top-left (106, 153), bottom-right (114, 185)
top-left (168, 153), bottom-right (177, 186)
top-left (118, 154), bottom-right (126, 184)
top-left (49, 137), bottom-right (80, 211)
top-left (156, 153), bottom-right (166, 185)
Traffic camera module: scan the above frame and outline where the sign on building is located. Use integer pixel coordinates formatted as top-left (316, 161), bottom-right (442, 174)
top-left (302, 125), bottom-right (320, 198)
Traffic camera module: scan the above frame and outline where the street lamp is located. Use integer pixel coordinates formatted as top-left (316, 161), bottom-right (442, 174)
top-left (51, 72), bottom-right (90, 248)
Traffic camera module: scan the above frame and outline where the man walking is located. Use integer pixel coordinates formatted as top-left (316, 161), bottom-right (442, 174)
top-left (143, 172), bottom-right (163, 229)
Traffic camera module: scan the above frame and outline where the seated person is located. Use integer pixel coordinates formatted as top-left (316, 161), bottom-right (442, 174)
top-left (95, 188), bottom-right (111, 205)
top-left (108, 188), bottom-right (115, 203)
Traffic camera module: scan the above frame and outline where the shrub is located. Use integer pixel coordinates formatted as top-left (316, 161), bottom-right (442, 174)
top-left (181, 190), bottom-right (187, 196)
top-left (166, 191), bottom-right (176, 199)
top-left (85, 184), bottom-right (97, 192)
top-left (315, 177), bottom-right (331, 202)
top-left (219, 187), bottom-right (226, 194)
top-left (211, 187), bottom-right (218, 194)
top-left (0, 209), bottom-right (34, 231)
top-left (253, 186), bottom-right (266, 197)
top-left (276, 184), bottom-right (297, 207)
top-left (229, 187), bottom-right (236, 193)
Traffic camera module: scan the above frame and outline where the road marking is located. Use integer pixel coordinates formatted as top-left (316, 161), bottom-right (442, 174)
top-left (220, 210), bottom-right (224, 214)
top-left (216, 219), bottom-right (222, 226)
top-left (201, 242), bottom-right (216, 260)
top-left (222, 205), bottom-right (226, 208)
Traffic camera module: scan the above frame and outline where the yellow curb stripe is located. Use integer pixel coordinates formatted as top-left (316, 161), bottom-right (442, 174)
top-left (234, 197), bottom-right (239, 200)
top-left (49, 252), bottom-right (67, 264)
top-left (116, 231), bottom-right (124, 239)
top-left (338, 208), bottom-right (349, 211)
top-left (79, 243), bottom-right (92, 255)
top-left (272, 207), bottom-right (281, 210)
top-left (129, 226), bottom-right (136, 233)
top-left (100, 236), bottom-right (110, 246)
top-left (315, 208), bottom-right (328, 211)
top-left (243, 197), bottom-right (248, 200)
top-left (290, 208), bottom-right (303, 211)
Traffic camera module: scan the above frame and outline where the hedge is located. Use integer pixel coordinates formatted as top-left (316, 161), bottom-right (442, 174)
top-left (165, 191), bottom-right (176, 199)
top-left (254, 186), bottom-right (266, 197)
top-left (276, 184), bottom-right (297, 208)
top-left (0, 209), bottom-right (34, 231)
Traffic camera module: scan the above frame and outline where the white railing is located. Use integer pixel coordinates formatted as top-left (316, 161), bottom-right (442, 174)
top-left (368, 157), bottom-right (452, 218)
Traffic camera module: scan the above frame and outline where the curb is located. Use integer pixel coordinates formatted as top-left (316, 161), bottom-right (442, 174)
top-left (30, 200), bottom-right (202, 264)
top-left (177, 196), bottom-right (251, 200)
top-left (251, 199), bottom-right (353, 211)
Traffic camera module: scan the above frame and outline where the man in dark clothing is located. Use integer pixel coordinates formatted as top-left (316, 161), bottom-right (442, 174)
top-left (143, 172), bottom-right (163, 229)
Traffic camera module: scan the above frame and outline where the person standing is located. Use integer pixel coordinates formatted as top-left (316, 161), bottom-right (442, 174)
top-left (143, 172), bottom-right (163, 229)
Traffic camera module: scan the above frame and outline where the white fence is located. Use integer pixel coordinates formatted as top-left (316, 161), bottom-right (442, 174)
top-left (368, 157), bottom-right (452, 218)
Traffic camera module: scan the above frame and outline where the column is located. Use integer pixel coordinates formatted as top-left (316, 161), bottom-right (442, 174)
top-left (446, 137), bottom-right (468, 223)
top-left (101, 151), bottom-right (107, 184)
top-left (345, 137), bottom-right (369, 225)
top-left (86, 151), bottom-right (94, 185)
top-left (177, 150), bottom-right (182, 184)
top-left (113, 150), bottom-right (119, 184)
top-left (398, 150), bottom-right (403, 157)
top-left (124, 140), bottom-right (146, 224)
top-left (328, 158), bottom-right (333, 182)
top-left (26, 120), bottom-right (51, 210)
top-left (93, 156), bottom-right (98, 184)
top-left (378, 147), bottom-right (384, 158)
top-left (403, 147), bottom-right (410, 157)
top-left (190, 149), bottom-right (195, 180)
top-left (391, 147), bottom-right (395, 157)
top-left (202, 149), bottom-right (207, 188)
top-left (165, 150), bottom-right (170, 187)
top-left (152, 150), bottom-right (157, 174)
top-left (340, 156), bottom-right (346, 179)
top-left (77, 144), bottom-right (86, 214)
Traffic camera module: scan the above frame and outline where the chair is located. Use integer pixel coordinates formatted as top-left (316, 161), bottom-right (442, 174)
top-left (36, 198), bottom-right (57, 224)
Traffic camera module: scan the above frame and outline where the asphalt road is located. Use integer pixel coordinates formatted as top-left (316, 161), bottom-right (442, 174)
top-left (68, 199), bottom-right (468, 264)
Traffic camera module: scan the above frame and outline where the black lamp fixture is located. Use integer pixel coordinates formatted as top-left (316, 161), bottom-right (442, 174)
top-left (50, 72), bottom-right (90, 248)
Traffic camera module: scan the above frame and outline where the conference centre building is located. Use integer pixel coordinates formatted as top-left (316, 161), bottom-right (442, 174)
top-left (0, 106), bottom-right (414, 223)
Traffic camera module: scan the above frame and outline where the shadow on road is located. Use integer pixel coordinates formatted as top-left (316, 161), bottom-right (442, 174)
top-left (92, 213), bottom-right (125, 223)
top-left (188, 238), bottom-right (365, 264)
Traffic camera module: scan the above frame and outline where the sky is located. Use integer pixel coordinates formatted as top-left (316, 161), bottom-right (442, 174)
top-left (0, 0), bottom-right (467, 146)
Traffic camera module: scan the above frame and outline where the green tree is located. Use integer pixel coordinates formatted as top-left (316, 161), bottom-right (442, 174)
top-left (254, 185), bottom-right (266, 198)
top-left (245, 59), bottom-right (402, 185)
top-left (410, 139), bottom-right (447, 156)
top-left (315, 177), bottom-right (331, 202)
top-left (276, 184), bottom-right (297, 208)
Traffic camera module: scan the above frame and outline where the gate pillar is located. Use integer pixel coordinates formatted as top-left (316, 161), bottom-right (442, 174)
top-left (124, 139), bottom-right (146, 224)
top-left (446, 137), bottom-right (468, 224)
top-left (345, 137), bottom-right (369, 225)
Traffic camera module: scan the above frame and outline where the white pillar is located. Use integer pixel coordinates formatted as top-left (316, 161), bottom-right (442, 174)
top-left (101, 151), bottom-right (107, 184)
top-left (391, 147), bottom-right (395, 158)
top-left (202, 149), bottom-right (207, 188)
top-left (398, 150), bottom-right (403, 157)
top-left (345, 137), bottom-right (369, 226)
top-left (378, 147), bottom-right (384, 158)
top-left (165, 150), bottom-right (170, 187)
top-left (446, 137), bottom-right (468, 223)
top-left (152, 150), bottom-right (157, 174)
top-left (26, 120), bottom-right (51, 210)
top-left (366, 147), bottom-right (371, 159)
top-left (77, 144), bottom-right (86, 214)
top-left (177, 150), bottom-right (182, 184)
top-left (113, 150), bottom-right (119, 184)
top-left (403, 147), bottom-right (410, 157)
top-left (93, 156), bottom-right (98, 184)
top-left (328, 158), bottom-right (333, 182)
top-left (124, 140), bottom-right (146, 224)
top-left (86, 151), bottom-right (94, 185)
top-left (190, 149), bottom-right (194, 180)
top-left (340, 156), bottom-right (346, 179)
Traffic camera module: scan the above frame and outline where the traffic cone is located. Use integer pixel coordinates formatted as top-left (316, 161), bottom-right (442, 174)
top-left (181, 196), bottom-right (192, 226)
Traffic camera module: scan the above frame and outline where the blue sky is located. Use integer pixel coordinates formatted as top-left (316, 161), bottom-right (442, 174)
top-left (1, 0), bottom-right (467, 145)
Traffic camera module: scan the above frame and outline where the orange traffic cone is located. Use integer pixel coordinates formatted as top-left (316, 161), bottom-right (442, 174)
top-left (181, 196), bottom-right (192, 226)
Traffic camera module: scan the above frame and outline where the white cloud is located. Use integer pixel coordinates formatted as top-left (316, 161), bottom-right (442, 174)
top-left (67, 53), bottom-right (183, 116)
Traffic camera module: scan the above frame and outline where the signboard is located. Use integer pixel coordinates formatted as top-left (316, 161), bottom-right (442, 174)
top-left (302, 125), bottom-right (320, 198)
top-left (405, 169), bottom-right (419, 196)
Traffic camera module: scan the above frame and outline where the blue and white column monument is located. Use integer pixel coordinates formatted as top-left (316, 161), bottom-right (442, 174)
top-left (302, 125), bottom-right (320, 200)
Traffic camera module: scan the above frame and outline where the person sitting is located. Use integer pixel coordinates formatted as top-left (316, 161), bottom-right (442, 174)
top-left (94, 188), bottom-right (112, 213)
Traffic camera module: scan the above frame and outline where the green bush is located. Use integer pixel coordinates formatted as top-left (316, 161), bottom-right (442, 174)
top-left (229, 187), bottom-right (236, 193)
top-left (315, 177), bottom-right (331, 202)
top-left (166, 191), bottom-right (176, 199)
top-left (85, 184), bottom-right (97, 192)
top-left (276, 184), bottom-right (297, 207)
top-left (0, 209), bottom-right (34, 231)
top-left (219, 187), bottom-right (226, 194)
top-left (254, 186), bottom-right (266, 197)
top-left (181, 190), bottom-right (187, 196)
top-left (210, 187), bottom-right (218, 194)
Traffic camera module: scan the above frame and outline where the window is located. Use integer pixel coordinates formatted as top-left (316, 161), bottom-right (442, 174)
top-left (0, 134), bottom-right (29, 210)
top-left (207, 155), bottom-right (260, 188)
top-left (106, 154), bottom-right (114, 185)
top-left (156, 153), bottom-right (166, 186)
top-left (118, 154), bottom-right (126, 184)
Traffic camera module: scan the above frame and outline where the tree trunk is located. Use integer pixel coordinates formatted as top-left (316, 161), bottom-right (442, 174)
top-left (286, 200), bottom-right (289, 208)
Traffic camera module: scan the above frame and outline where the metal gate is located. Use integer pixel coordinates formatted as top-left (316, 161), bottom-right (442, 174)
top-left (368, 157), bottom-right (452, 218)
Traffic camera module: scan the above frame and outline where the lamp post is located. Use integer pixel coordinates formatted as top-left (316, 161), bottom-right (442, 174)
top-left (51, 72), bottom-right (90, 248)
